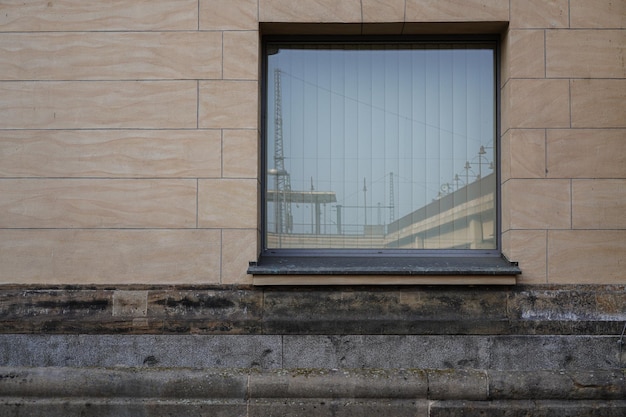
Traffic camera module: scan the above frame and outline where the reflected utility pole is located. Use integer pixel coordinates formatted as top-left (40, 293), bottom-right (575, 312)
top-left (363, 177), bottom-right (367, 227)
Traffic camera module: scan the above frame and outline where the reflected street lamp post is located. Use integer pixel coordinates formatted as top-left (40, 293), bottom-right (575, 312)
top-left (478, 145), bottom-right (486, 179)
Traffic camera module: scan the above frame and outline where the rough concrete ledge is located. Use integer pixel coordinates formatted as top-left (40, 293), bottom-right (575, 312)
top-left (2, 398), bottom-right (625, 417)
top-left (429, 400), bottom-right (626, 417)
top-left (0, 367), bottom-right (624, 401)
top-left (1, 398), bottom-right (427, 417)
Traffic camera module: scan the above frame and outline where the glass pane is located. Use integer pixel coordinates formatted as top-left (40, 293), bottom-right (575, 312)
top-left (265, 42), bottom-right (496, 250)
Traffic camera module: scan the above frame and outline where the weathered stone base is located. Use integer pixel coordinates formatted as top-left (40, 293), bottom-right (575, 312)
top-left (0, 285), bottom-right (624, 415)
top-left (2, 399), bottom-right (625, 417)
top-left (0, 367), bottom-right (624, 417)
top-left (3, 399), bottom-right (626, 417)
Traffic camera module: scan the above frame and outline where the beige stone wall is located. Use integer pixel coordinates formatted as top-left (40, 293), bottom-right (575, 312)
top-left (0, 0), bottom-right (624, 285)
top-left (0, 0), bottom-right (259, 285)
top-left (501, 0), bottom-right (626, 284)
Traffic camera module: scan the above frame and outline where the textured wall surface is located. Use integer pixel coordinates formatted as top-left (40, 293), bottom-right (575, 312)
top-left (0, 1), bottom-right (624, 286)
top-left (1, 4), bottom-right (624, 415)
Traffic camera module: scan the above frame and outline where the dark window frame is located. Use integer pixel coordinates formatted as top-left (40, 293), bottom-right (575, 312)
top-left (249, 34), bottom-right (520, 277)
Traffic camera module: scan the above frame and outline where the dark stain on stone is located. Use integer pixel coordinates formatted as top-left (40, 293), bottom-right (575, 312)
top-left (438, 296), bottom-right (463, 310)
top-left (167, 325), bottom-right (191, 333)
top-left (216, 324), bottom-right (232, 332)
top-left (158, 296), bottom-right (235, 310)
top-left (40, 320), bottom-right (66, 332)
top-left (143, 356), bottom-right (159, 366)
top-left (564, 354), bottom-right (574, 366)
top-left (35, 299), bottom-right (109, 311)
top-left (457, 359), bottom-right (474, 367)
top-left (197, 323), bottom-right (233, 333)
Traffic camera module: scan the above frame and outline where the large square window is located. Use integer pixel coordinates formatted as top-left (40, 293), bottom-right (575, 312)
top-left (251, 36), bottom-right (519, 278)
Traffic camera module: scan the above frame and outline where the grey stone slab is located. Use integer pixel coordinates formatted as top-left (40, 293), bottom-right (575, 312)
top-left (0, 334), bottom-right (80, 367)
top-left (4, 367), bottom-right (624, 403)
top-left (283, 335), bottom-right (622, 371)
top-left (0, 399), bottom-right (246, 417)
top-left (0, 367), bottom-right (248, 399)
top-left (429, 400), bottom-right (626, 417)
top-left (2, 334), bottom-right (621, 371)
top-left (249, 368), bottom-right (428, 399)
top-left (0, 335), bottom-right (282, 369)
top-left (283, 335), bottom-right (491, 369)
top-left (488, 370), bottom-right (626, 400)
top-left (487, 335), bottom-right (620, 370)
top-left (248, 399), bottom-right (429, 417)
top-left (427, 369), bottom-right (489, 400)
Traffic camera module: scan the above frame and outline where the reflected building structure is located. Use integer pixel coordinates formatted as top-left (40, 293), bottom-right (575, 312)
top-left (267, 172), bottom-right (495, 250)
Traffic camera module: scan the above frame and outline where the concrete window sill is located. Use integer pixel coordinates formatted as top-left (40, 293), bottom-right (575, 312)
top-left (248, 254), bottom-right (520, 285)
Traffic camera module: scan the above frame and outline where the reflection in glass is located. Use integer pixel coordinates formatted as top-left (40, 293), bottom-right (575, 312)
top-left (265, 42), bottom-right (497, 250)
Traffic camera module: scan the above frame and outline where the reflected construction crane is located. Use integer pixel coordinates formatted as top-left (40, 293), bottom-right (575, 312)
top-left (268, 68), bottom-right (293, 234)
top-left (267, 69), bottom-right (336, 236)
